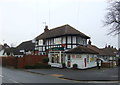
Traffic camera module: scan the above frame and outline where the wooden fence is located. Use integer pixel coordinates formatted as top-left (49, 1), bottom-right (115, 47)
top-left (1, 55), bottom-right (47, 68)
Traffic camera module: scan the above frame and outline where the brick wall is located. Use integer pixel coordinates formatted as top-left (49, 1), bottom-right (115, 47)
top-left (1, 55), bottom-right (48, 68)
top-left (17, 55), bottom-right (47, 68)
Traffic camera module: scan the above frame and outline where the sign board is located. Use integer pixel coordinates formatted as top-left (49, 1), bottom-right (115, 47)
top-left (52, 47), bottom-right (64, 51)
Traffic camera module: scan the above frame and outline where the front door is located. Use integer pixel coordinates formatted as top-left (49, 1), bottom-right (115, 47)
top-left (67, 55), bottom-right (71, 67)
top-left (84, 58), bottom-right (87, 67)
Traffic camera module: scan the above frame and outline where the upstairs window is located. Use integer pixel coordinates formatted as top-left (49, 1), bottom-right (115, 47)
top-left (39, 40), bottom-right (43, 45)
top-left (73, 36), bottom-right (76, 44)
top-left (54, 37), bottom-right (61, 44)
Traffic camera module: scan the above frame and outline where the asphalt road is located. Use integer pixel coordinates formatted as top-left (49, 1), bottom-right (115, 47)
top-left (1, 67), bottom-right (120, 85)
top-left (2, 67), bottom-right (76, 83)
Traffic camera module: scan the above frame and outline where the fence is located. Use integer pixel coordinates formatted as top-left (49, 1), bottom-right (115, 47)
top-left (1, 55), bottom-right (47, 68)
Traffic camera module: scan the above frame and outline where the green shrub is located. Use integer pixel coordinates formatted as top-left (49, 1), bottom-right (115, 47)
top-left (42, 57), bottom-right (49, 63)
top-left (34, 63), bottom-right (51, 69)
top-left (62, 63), bottom-right (66, 68)
top-left (24, 62), bottom-right (51, 69)
top-left (73, 64), bottom-right (78, 69)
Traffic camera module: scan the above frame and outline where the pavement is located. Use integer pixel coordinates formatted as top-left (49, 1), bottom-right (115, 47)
top-left (26, 66), bottom-right (119, 81)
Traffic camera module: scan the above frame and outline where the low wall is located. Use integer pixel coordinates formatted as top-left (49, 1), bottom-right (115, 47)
top-left (1, 55), bottom-right (48, 68)
top-left (17, 55), bottom-right (47, 68)
top-left (102, 61), bottom-right (116, 68)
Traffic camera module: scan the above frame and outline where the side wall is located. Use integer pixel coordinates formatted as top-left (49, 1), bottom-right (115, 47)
top-left (66, 54), bottom-right (97, 69)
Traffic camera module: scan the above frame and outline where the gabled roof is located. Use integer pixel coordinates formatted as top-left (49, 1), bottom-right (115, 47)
top-left (36, 24), bottom-right (90, 40)
top-left (3, 40), bottom-right (35, 56)
top-left (16, 40), bottom-right (35, 52)
top-left (3, 47), bottom-right (24, 56)
top-left (0, 44), bottom-right (3, 51)
top-left (101, 47), bottom-right (117, 56)
top-left (87, 45), bottom-right (117, 56)
top-left (117, 49), bottom-right (120, 56)
top-left (65, 46), bottom-right (98, 54)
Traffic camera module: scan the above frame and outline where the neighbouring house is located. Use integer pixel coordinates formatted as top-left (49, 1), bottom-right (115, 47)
top-left (65, 46), bottom-right (98, 69)
top-left (116, 49), bottom-right (120, 65)
top-left (116, 49), bottom-right (120, 57)
top-left (0, 43), bottom-right (11, 57)
top-left (0, 44), bottom-right (4, 56)
top-left (3, 40), bottom-right (36, 57)
top-left (87, 40), bottom-right (117, 64)
top-left (35, 24), bottom-right (90, 55)
top-left (100, 45), bottom-right (117, 61)
top-left (15, 40), bottom-right (36, 56)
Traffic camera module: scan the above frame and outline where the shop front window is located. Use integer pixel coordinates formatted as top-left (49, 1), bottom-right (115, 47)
top-left (50, 54), bottom-right (59, 63)
top-left (87, 55), bottom-right (89, 62)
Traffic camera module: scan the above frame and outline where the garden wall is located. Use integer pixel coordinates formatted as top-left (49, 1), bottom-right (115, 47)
top-left (1, 55), bottom-right (47, 68)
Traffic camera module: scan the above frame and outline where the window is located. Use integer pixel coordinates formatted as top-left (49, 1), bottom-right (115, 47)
top-left (43, 47), bottom-right (45, 51)
top-left (51, 39), bottom-right (54, 45)
top-left (72, 36), bottom-right (76, 43)
top-left (62, 37), bottom-right (66, 44)
top-left (50, 54), bottom-right (60, 63)
top-left (76, 55), bottom-right (82, 59)
top-left (39, 47), bottom-right (42, 51)
top-left (67, 45), bottom-right (71, 49)
top-left (67, 36), bottom-right (71, 43)
top-left (87, 55), bottom-right (89, 62)
top-left (73, 45), bottom-right (76, 48)
top-left (39, 40), bottom-right (43, 45)
top-left (72, 54), bottom-right (76, 58)
top-left (77, 37), bottom-right (82, 44)
top-left (54, 37), bottom-right (61, 44)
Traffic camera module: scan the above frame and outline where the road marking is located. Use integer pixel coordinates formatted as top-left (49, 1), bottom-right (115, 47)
top-left (8, 79), bottom-right (19, 83)
top-left (58, 77), bottom-right (120, 83)
top-left (48, 74), bottom-right (63, 77)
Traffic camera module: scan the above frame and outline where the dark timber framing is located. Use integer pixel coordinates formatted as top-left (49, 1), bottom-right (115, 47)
top-left (35, 24), bottom-right (90, 54)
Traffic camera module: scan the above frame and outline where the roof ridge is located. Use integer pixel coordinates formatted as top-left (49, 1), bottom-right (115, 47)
top-left (49, 24), bottom-right (68, 31)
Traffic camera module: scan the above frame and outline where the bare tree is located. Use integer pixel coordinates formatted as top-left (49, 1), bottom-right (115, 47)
top-left (104, 1), bottom-right (120, 35)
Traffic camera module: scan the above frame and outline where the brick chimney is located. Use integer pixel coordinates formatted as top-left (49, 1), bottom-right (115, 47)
top-left (108, 45), bottom-right (110, 48)
top-left (44, 25), bottom-right (49, 32)
top-left (88, 39), bottom-right (91, 45)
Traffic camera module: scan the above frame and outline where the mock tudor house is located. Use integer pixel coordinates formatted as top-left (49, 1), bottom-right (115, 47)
top-left (35, 24), bottom-right (98, 68)
top-left (35, 24), bottom-right (90, 55)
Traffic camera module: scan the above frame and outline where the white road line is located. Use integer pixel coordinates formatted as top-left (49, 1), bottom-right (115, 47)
top-left (8, 79), bottom-right (19, 83)
top-left (86, 81), bottom-right (119, 83)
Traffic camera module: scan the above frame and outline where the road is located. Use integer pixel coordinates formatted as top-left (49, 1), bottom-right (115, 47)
top-left (1, 67), bottom-right (120, 85)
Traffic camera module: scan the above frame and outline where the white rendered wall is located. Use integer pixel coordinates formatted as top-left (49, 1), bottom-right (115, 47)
top-left (67, 54), bottom-right (97, 69)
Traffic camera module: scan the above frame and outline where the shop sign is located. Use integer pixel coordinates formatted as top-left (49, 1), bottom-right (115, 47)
top-left (52, 47), bottom-right (64, 51)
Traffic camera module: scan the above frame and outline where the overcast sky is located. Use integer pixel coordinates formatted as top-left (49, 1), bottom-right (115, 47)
top-left (0, 0), bottom-right (118, 49)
